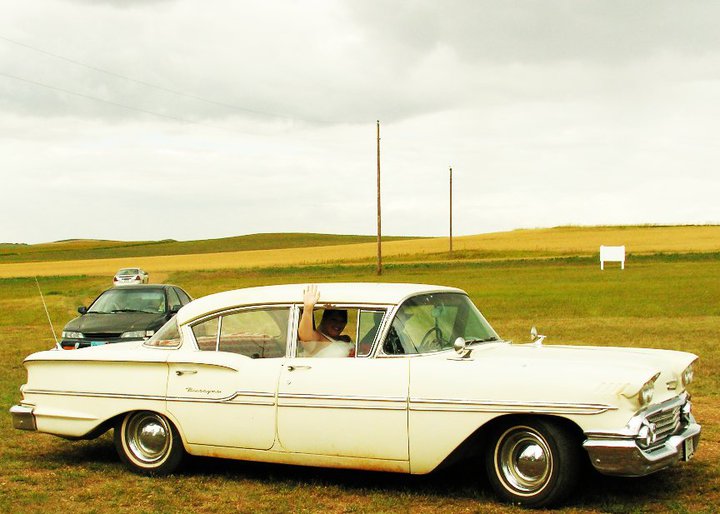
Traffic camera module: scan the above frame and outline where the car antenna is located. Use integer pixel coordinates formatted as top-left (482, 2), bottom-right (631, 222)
top-left (34, 276), bottom-right (60, 349)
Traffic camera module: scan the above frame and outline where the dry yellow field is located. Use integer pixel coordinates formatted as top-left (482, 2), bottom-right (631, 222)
top-left (457, 225), bottom-right (720, 253)
top-left (1, 225), bottom-right (719, 279)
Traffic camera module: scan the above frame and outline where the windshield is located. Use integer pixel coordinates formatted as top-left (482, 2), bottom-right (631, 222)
top-left (89, 288), bottom-right (166, 314)
top-left (383, 293), bottom-right (499, 355)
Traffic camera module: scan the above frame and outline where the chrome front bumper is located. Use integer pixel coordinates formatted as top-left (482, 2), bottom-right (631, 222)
top-left (583, 400), bottom-right (701, 477)
top-left (10, 405), bottom-right (37, 431)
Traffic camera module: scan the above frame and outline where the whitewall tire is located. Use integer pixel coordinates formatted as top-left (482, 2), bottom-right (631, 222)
top-left (115, 411), bottom-right (184, 475)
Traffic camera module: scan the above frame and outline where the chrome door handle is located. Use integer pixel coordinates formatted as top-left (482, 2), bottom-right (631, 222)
top-left (287, 365), bottom-right (311, 371)
top-left (175, 370), bottom-right (198, 376)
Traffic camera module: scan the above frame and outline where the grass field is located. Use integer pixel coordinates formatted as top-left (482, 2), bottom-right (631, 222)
top-left (3, 224), bottom-right (720, 280)
top-left (0, 233), bottom-right (417, 264)
top-left (1, 226), bottom-right (719, 513)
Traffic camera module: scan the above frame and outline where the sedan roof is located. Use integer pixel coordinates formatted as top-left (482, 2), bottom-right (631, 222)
top-left (177, 282), bottom-right (464, 325)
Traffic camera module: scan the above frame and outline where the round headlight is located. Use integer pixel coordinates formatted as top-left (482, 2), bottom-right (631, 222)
top-left (639, 381), bottom-right (655, 406)
top-left (637, 420), bottom-right (657, 448)
top-left (637, 426), bottom-right (651, 447)
top-left (681, 364), bottom-right (694, 387)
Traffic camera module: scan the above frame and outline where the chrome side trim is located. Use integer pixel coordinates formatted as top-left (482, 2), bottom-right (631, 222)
top-left (22, 389), bottom-right (276, 406)
top-left (22, 390), bottom-right (613, 415)
top-left (278, 403), bottom-right (403, 411)
top-left (410, 398), bottom-right (616, 415)
top-left (169, 361), bottom-right (242, 372)
top-left (168, 391), bottom-right (276, 406)
top-left (278, 392), bottom-right (406, 411)
top-left (26, 358), bottom-right (242, 372)
top-left (23, 389), bottom-right (167, 401)
top-left (280, 393), bottom-right (405, 402)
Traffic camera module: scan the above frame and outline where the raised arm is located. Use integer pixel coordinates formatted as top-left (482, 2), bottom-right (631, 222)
top-left (298, 285), bottom-right (322, 343)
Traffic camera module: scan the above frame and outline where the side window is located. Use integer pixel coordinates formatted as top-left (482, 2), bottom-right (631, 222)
top-left (297, 307), bottom-right (387, 358)
top-left (192, 317), bottom-right (220, 351)
top-left (357, 310), bottom-right (384, 357)
top-left (166, 287), bottom-right (182, 311)
top-left (144, 319), bottom-right (181, 347)
top-left (298, 307), bottom-right (356, 358)
top-left (193, 307), bottom-right (290, 358)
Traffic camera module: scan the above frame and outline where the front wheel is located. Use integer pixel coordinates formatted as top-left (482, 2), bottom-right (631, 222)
top-left (484, 418), bottom-right (580, 507)
top-left (114, 411), bottom-right (185, 475)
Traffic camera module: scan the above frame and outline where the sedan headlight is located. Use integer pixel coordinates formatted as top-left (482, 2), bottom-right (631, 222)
top-left (61, 331), bottom-right (84, 339)
top-left (121, 330), bottom-right (155, 339)
top-left (681, 364), bottom-right (694, 387)
top-left (639, 380), bottom-right (655, 406)
top-left (637, 419), bottom-right (658, 448)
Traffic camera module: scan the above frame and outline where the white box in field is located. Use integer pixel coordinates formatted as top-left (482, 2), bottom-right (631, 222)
top-left (600, 245), bottom-right (625, 270)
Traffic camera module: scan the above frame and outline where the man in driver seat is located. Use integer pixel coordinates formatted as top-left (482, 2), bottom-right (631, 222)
top-left (298, 285), bottom-right (353, 357)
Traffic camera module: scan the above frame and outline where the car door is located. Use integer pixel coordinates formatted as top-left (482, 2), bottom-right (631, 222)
top-left (276, 306), bottom-right (410, 461)
top-left (166, 306), bottom-right (290, 450)
top-left (277, 358), bottom-right (409, 460)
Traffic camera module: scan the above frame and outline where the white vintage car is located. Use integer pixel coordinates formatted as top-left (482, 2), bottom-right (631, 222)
top-left (11, 283), bottom-right (700, 507)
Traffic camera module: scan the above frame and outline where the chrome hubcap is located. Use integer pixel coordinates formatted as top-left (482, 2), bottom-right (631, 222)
top-left (126, 413), bottom-right (171, 464)
top-left (497, 426), bottom-right (552, 494)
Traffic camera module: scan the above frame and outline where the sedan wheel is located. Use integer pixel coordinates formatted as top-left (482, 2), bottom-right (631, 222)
top-left (115, 411), bottom-right (184, 475)
top-left (485, 418), bottom-right (580, 507)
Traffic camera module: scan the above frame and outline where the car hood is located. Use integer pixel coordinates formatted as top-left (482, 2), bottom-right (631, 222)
top-left (470, 342), bottom-right (697, 402)
top-left (409, 341), bottom-right (697, 412)
top-left (63, 312), bottom-right (168, 333)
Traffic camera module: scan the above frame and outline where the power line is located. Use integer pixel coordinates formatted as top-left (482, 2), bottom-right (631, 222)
top-left (0, 34), bottom-right (333, 125)
top-left (0, 71), bottom-right (260, 134)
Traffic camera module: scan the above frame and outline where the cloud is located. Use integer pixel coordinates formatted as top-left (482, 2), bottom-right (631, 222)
top-left (1, 0), bottom-right (718, 243)
top-left (346, 0), bottom-right (720, 64)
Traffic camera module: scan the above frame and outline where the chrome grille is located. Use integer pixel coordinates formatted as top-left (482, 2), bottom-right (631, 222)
top-left (647, 403), bottom-right (682, 447)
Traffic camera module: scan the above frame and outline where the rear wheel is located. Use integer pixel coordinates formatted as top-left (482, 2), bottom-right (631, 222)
top-left (484, 418), bottom-right (580, 507)
top-left (114, 411), bottom-right (184, 475)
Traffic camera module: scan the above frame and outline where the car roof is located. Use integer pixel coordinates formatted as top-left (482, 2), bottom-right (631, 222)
top-left (102, 284), bottom-right (182, 294)
top-left (177, 282), bottom-right (464, 325)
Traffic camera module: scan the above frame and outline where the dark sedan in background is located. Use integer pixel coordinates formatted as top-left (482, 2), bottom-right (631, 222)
top-left (60, 284), bottom-right (192, 350)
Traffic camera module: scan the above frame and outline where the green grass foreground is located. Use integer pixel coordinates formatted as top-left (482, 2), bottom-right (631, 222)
top-left (1, 256), bottom-right (719, 513)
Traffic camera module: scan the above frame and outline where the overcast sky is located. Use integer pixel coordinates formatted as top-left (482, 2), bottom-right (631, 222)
top-left (2, 0), bottom-right (719, 244)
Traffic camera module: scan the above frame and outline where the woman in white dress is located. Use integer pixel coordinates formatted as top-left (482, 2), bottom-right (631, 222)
top-left (298, 285), bottom-right (354, 357)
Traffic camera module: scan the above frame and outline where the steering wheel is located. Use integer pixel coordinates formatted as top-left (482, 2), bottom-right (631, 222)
top-left (420, 325), bottom-right (447, 351)
top-left (383, 327), bottom-right (404, 355)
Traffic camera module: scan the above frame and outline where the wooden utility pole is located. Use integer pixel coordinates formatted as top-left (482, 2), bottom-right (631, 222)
top-left (376, 120), bottom-right (382, 275)
top-left (449, 166), bottom-right (453, 255)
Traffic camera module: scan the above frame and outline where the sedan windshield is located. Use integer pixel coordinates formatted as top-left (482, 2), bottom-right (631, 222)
top-left (383, 293), bottom-right (499, 355)
top-left (89, 288), bottom-right (166, 314)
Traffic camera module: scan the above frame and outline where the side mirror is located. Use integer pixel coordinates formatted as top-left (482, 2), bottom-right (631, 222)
top-left (453, 337), bottom-right (471, 358)
top-left (530, 326), bottom-right (546, 346)
top-left (78, 306), bottom-right (87, 315)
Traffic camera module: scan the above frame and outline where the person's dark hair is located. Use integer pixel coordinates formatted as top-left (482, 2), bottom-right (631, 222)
top-left (321, 309), bottom-right (348, 323)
